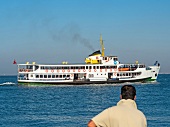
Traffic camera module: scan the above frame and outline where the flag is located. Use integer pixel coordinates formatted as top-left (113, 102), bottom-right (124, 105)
top-left (13, 59), bottom-right (17, 64)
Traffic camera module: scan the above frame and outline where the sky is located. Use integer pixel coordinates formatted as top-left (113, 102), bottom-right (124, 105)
top-left (0, 0), bottom-right (170, 75)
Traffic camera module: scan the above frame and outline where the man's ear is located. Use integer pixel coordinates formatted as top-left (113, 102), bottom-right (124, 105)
top-left (120, 95), bottom-right (122, 99)
top-left (134, 95), bottom-right (136, 100)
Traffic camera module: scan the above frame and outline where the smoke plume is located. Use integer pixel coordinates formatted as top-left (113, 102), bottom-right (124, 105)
top-left (72, 33), bottom-right (94, 51)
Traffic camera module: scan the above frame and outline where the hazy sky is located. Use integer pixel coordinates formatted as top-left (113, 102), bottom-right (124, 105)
top-left (0, 0), bottom-right (170, 75)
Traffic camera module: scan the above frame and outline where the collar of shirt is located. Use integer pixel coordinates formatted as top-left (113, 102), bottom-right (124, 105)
top-left (117, 99), bottom-right (137, 109)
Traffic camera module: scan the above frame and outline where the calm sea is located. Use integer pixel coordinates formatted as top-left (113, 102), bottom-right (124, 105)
top-left (0, 74), bottom-right (169, 127)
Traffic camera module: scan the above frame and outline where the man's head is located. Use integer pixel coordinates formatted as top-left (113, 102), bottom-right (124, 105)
top-left (120, 85), bottom-right (136, 100)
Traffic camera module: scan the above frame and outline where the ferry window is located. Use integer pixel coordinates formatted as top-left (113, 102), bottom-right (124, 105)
top-left (86, 66), bottom-right (88, 69)
top-left (117, 73), bottom-right (119, 76)
top-left (40, 75), bottom-right (43, 78)
top-left (35, 66), bottom-right (39, 70)
top-left (56, 75), bottom-right (58, 78)
top-left (139, 65), bottom-right (145, 68)
top-left (89, 74), bottom-right (94, 77)
top-left (97, 66), bottom-right (99, 69)
top-left (67, 75), bottom-right (70, 77)
top-left (64, 67), bottom-right (68, 69)
top-left (93, 66), bottom-right (96, 69)
top-left (57, 67), bottom-right (61, 69)
top-left (82, 66), bottom-right (85, 69)
top-left (36, 75), bottom-right (39, 78)
top-left (52, 75), bottom-right (55, 78)
top-left (89, 66), bottom-right (92, 69)
top-left (76, 66), bottom-right (78, 69)
top-left (44, 75), bottom-right (47, 78)
top-left (63, 75), bottom-right (66, 78)
top-left (114, 58), bottom-right (118, 61)
top-left (48, 75), bottom-right (51, 78)
top-left (60, 75), bottom-right (62, 78)
top-left (126, 73), bottom-right (128, 76)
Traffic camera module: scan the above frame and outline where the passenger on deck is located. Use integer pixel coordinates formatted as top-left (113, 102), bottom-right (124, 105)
top-left (87, 85), bottom-right (147, 127)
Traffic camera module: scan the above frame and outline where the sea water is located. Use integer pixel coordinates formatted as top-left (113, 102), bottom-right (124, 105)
top-left (0, 74), bottom-right (169, 127)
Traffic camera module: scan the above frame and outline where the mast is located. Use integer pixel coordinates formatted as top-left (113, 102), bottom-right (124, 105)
top-left (100, 34), bottom-right (105, 57)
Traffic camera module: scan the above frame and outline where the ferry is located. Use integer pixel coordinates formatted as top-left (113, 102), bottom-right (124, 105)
top-left (17, 35), bottom-right (160, 85)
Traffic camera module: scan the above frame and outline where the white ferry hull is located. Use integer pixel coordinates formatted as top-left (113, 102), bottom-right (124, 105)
top-left (18, 76), bottom-right (153, 85)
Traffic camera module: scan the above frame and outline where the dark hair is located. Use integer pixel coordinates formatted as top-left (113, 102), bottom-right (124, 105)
top-left (121, 85), bottom-right (136, 100)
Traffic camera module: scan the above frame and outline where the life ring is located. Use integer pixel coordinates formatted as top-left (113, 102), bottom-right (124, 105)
top-left (114, 72), bottom-right (117, 76)
top-left (114, 61), bottom-right (117, 65)
top-left (94, 69), bottom-right (97, 72)
top-left (67, 69), bottom-right (70, 72)
top-left (83, 69), bottom-right (86, 72)
top-left (45, 69), bottom-right (48, 72)
top-left (73, 69), bottom-right (75, 72)
top-left (78, 69), bottom-right (80, 72)
top-left (51, 69), bottom-right (54, 73)
top-left (110, 69), bottom-right (112, 72)
top-left (100, 69), bottom-right (102, 72)
top-left (62, 69), bottom-right (65, 72)
top-left (89, 69), bottom-right (91, 72)
top-left (70, 74), bottom-right (73, 77)
top-left (114, 69), bottom-right (117, 71)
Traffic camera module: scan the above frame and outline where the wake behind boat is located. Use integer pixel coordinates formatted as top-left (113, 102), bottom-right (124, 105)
top-left (0, 82), bottom-right (16, 86)
top-left (17, 35), bottom-right (160, 85)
